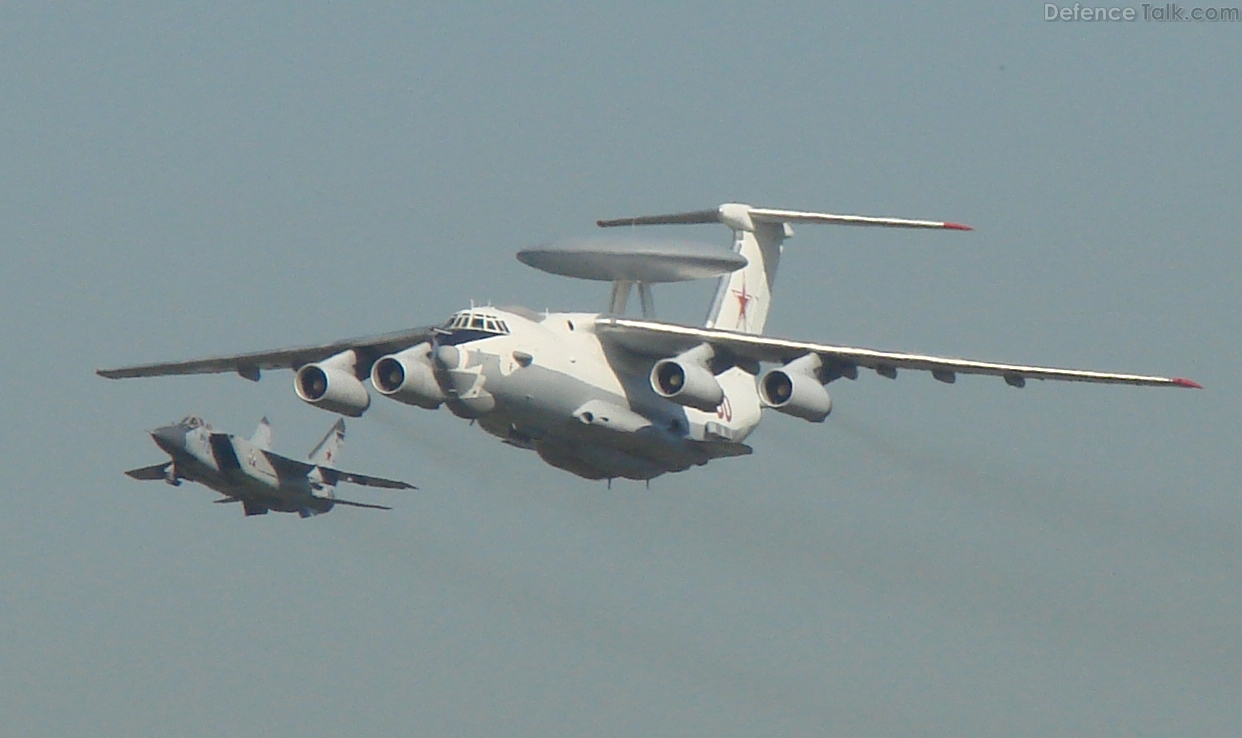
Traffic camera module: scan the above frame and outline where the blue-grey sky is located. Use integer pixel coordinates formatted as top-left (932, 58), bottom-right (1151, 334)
top-left (1, 3), bottom-right (1238, 736)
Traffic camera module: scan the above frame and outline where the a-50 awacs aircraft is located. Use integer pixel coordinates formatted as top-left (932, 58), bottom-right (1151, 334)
top-left (100, 203), bottom-right (1200, 482)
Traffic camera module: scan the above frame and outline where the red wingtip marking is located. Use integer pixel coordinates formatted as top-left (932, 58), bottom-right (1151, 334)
top-left (1172, 377), bottom-right (1203, 389)
top-left (943, 222), bottom-right (973, 231)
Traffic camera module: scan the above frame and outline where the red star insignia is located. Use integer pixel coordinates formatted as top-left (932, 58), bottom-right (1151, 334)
top-left (732, 278), bottom-right (755, 329)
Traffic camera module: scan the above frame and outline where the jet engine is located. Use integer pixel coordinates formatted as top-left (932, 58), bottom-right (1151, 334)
top-left (294, 350), bottom-right (371, 417)
top-left (371, 342), bottom-right (445, 409)
top-left (650, 344), bottom-right (723, 413)
top-left (758, 354), bottom-right (832, 422)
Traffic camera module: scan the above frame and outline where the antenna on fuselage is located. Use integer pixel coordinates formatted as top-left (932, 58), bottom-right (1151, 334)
top-left (516, 236), bottom-right (746, 319)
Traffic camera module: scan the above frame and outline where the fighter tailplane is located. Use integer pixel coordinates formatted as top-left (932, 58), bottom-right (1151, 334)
top-left (598, 203), bottom-right (972, 335)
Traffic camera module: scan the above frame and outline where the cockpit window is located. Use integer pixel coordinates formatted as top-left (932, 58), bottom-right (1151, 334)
top-left (179, 415), bottom-right (205, 429)
top-left (444, 312), bottom-right (511, 335)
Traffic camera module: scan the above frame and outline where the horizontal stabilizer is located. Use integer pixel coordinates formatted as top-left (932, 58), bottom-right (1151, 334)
top-left (598, 203), bottom-right (973, 232)
top-left (748, 207), bottom-right (972, 230)
top-left (125, 462), bottom-right (170, 481)
top-left (597, 209), bottom-right (722, 227)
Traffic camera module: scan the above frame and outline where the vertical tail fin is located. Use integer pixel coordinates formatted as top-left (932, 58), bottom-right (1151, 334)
top-left (597, 203), bottom-right (972, 336)
top-left (250, 417), bottom-right (273, 450)
top-left (308, 418), bottom-right (346, 468)
top-left (703, 206), bottom-right (787, 334)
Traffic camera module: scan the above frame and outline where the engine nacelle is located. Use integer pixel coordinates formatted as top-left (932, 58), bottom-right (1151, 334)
top-left (758, 354), bottom-right (832, 422)
top-left (650, 345), bottom-right (723, 413)
top-left (370, 342), bottom-right (445, 409)
top-left (294, 350), bottom-right (371, 417)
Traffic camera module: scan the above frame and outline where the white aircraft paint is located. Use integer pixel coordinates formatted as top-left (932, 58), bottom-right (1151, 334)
top-left (100, 203), bottom-right (1200, 482)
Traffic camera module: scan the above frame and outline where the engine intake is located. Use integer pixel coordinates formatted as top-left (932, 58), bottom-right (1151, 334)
top-left (294, 350), bottom-right (371, 417)
top-left (371, 343), bottom-right (445, 409)
top-left (650, 344), bottom-right (723, 413)
top-left (758, 354), bottom-right (832, 422)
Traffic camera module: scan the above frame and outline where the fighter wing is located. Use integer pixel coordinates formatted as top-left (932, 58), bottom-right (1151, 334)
top-left (317, 467), bottom-right (417, 490)
top-left (96, 326), bottom-right (437, 381)
top-left (260, 450), bottom-right (413, 489)
top-left (329, 498), bottom-right (393, 511)
top-left (262, 451), bottom-right (316, 478)
top-left (125, 462), bottom-right (171, 480)
top-left (596, 317), bottom-right (1202, 389)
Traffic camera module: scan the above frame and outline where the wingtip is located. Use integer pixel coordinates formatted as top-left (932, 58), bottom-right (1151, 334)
top-left (1172, 377), bottom-right (1203, 389)
top-left (943, 222), bottom-right (973, 231)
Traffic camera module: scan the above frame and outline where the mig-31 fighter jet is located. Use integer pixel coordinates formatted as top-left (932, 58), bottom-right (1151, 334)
top-left (101, 203), bottom-right (1200, 483)
top-left (125, 416), bottom-right (415, 517)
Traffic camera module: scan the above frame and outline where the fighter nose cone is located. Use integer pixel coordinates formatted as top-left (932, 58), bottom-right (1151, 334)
top-left (151, 425), bottom-right (186, 454)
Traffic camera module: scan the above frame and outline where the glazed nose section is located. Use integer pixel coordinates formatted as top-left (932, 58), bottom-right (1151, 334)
top-left (151, 425), bottom-right (187, 454)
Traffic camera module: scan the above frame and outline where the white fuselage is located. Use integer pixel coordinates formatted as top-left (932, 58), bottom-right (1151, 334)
top-left (425, 306), bottom-right (761, 480)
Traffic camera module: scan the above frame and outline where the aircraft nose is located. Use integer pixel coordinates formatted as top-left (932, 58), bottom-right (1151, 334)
top-left (151, 425), bottom-right (187, 454)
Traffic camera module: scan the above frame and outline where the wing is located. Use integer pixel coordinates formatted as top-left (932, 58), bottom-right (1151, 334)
top-left (261, 451), bottom-right (413, 489)
top-left (330, 498), bottom-right (393, 511)
top-left (262, 451), bottom-right (316, 478)
top-left (318, 467), bottom-right (416, 490)
top-left (596, 317), bottom-right (1202, 389)
top-left (96, 326), bottom-right (437, 381)
top-left (124, 462), bottom-right (171, 480)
